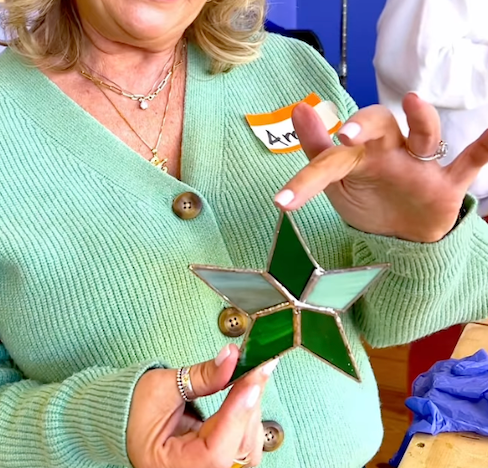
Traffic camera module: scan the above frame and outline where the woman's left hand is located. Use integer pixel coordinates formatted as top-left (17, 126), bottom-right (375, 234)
top-left (275, 93), bottom-right (488, 243)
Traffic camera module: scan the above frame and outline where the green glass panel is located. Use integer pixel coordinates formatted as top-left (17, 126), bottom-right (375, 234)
top-left (231, 309), bottom-right (295, 382)
top-left (306, 267), bottom-right (385, 310)
top-left (269, 214), bottom-right (315, 299)
top-left (301, 310), bottom-right (358, 379)
top-left (193, 268), bottom-right (287, 314)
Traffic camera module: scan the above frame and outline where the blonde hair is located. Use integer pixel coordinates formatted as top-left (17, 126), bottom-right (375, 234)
top-left (0, 0), bottom-right (267, 73)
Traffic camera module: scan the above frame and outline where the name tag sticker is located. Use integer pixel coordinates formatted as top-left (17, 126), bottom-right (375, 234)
top-left (245, 93), bottom-right (342, 154)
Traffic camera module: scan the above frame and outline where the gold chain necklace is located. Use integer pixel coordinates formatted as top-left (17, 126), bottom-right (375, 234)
top-left (93, 41), bottom-right (185, 172)
top-left (80, 46), bottom-right (183, 110)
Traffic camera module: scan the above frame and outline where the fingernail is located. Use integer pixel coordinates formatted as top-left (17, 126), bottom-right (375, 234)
top-left (275, 189), bottom-right (295, 207)
top-left (338, 122), bottom-right (361, 140)
top-left (407, 90), bottom-right (423, 99)
top-left (215, 345), bottom-right (231, 367)
top-left (261, 358), bottom-right (280, 376)
top-left (245, 385), bottom-right (261, 408)
top-left (407, 90), bottom-right (428, 102)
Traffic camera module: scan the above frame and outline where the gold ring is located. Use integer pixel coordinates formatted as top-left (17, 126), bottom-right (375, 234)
top-left (231, 456), bottom-right (252, 467)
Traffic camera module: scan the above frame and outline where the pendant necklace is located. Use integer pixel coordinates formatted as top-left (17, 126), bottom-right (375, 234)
top-left (92, 41), bottom-right (185, 172)
top-left (80, 45), bottom-right (183, 110)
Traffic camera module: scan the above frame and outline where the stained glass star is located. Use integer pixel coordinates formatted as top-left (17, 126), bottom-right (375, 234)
top-left (190, 211), bottom-right (389, 383)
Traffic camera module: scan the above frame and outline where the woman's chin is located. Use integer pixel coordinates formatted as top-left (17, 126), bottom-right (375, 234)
top-left (119, 2), bottom-right (199, 42)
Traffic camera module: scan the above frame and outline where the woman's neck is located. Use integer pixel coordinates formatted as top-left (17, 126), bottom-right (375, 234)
top-left (80, 20), bottom-right (182, 93)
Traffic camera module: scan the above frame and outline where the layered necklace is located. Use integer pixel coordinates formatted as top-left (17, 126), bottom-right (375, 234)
top-left (80, 40), bottom-right (186, 173)
top-left (80, 46), bottom-right (179, 110)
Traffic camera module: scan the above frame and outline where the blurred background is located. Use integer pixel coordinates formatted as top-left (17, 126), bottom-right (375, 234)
top-left (267, 0), bottom-right (386, 108)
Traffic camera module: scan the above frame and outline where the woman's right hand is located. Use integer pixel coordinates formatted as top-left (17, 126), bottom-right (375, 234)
top-left (127, 344), bottom-right (277, 468)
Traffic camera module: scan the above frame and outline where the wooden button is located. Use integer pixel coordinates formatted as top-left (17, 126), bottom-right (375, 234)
top-left (218, 307), bottom-right (249, 338)
top-left (262, 421), bottom-right (284, 452)
top-left (172, 192), bottom-right (203, 220)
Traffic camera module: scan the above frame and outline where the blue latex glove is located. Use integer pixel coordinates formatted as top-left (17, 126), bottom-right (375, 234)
top-left (390, 349), bottom-right (488, 467)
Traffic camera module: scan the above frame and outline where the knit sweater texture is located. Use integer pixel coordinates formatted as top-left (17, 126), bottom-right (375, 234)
top-left (0, 34), bottom-right (487, 468)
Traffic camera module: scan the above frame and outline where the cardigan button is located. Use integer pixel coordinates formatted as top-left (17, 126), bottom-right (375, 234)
top-left (218, 307), bottom-right (249, 338)
top-left (172, 192), bottom-right (203, 220)
top-left (262, 421), bottom-right (284, 452)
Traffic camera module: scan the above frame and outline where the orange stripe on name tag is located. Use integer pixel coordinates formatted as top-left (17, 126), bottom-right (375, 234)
top-left (245, 93), bottom-right (322, 127)
top-left (327, 120), bottom-right (343, 136)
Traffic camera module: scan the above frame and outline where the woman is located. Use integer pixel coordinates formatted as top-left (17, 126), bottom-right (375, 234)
top-left (0, 1), bottom-right (487, 467)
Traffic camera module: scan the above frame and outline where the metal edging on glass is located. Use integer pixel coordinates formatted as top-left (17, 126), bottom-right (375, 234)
top-left (262, 271), bottom-right (298, 304)
top-left (228, 307), bottom-right (297, 387)
top-left (266, 211), bottom-right (321, 272)
top-left (293, 308), bottom-right (302, 348)
top-left (299, 311), bottom-right (361, 383)
top-left (189, 264), bottom-right (289, 316)
top-left (300, 263), bottom-right (391, 312)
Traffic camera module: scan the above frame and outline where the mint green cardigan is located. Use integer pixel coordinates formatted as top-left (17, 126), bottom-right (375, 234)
top-left (0, 34), bottom-right (487, 468)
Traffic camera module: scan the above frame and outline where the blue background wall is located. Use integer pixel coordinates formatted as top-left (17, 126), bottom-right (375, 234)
top-left (268, 0), bottom-right (387, 108)
top-left (267, 0), bottom-right (298, 30)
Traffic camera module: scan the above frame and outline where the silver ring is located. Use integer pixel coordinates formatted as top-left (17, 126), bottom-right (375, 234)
top-left (176, 366), bottom-right (197, 402)
top-left (406, 140), bottom-right (448, 162)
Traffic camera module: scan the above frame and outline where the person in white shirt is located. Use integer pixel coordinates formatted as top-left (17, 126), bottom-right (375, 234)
top-left (374, 0), bottom-right (488, 216)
